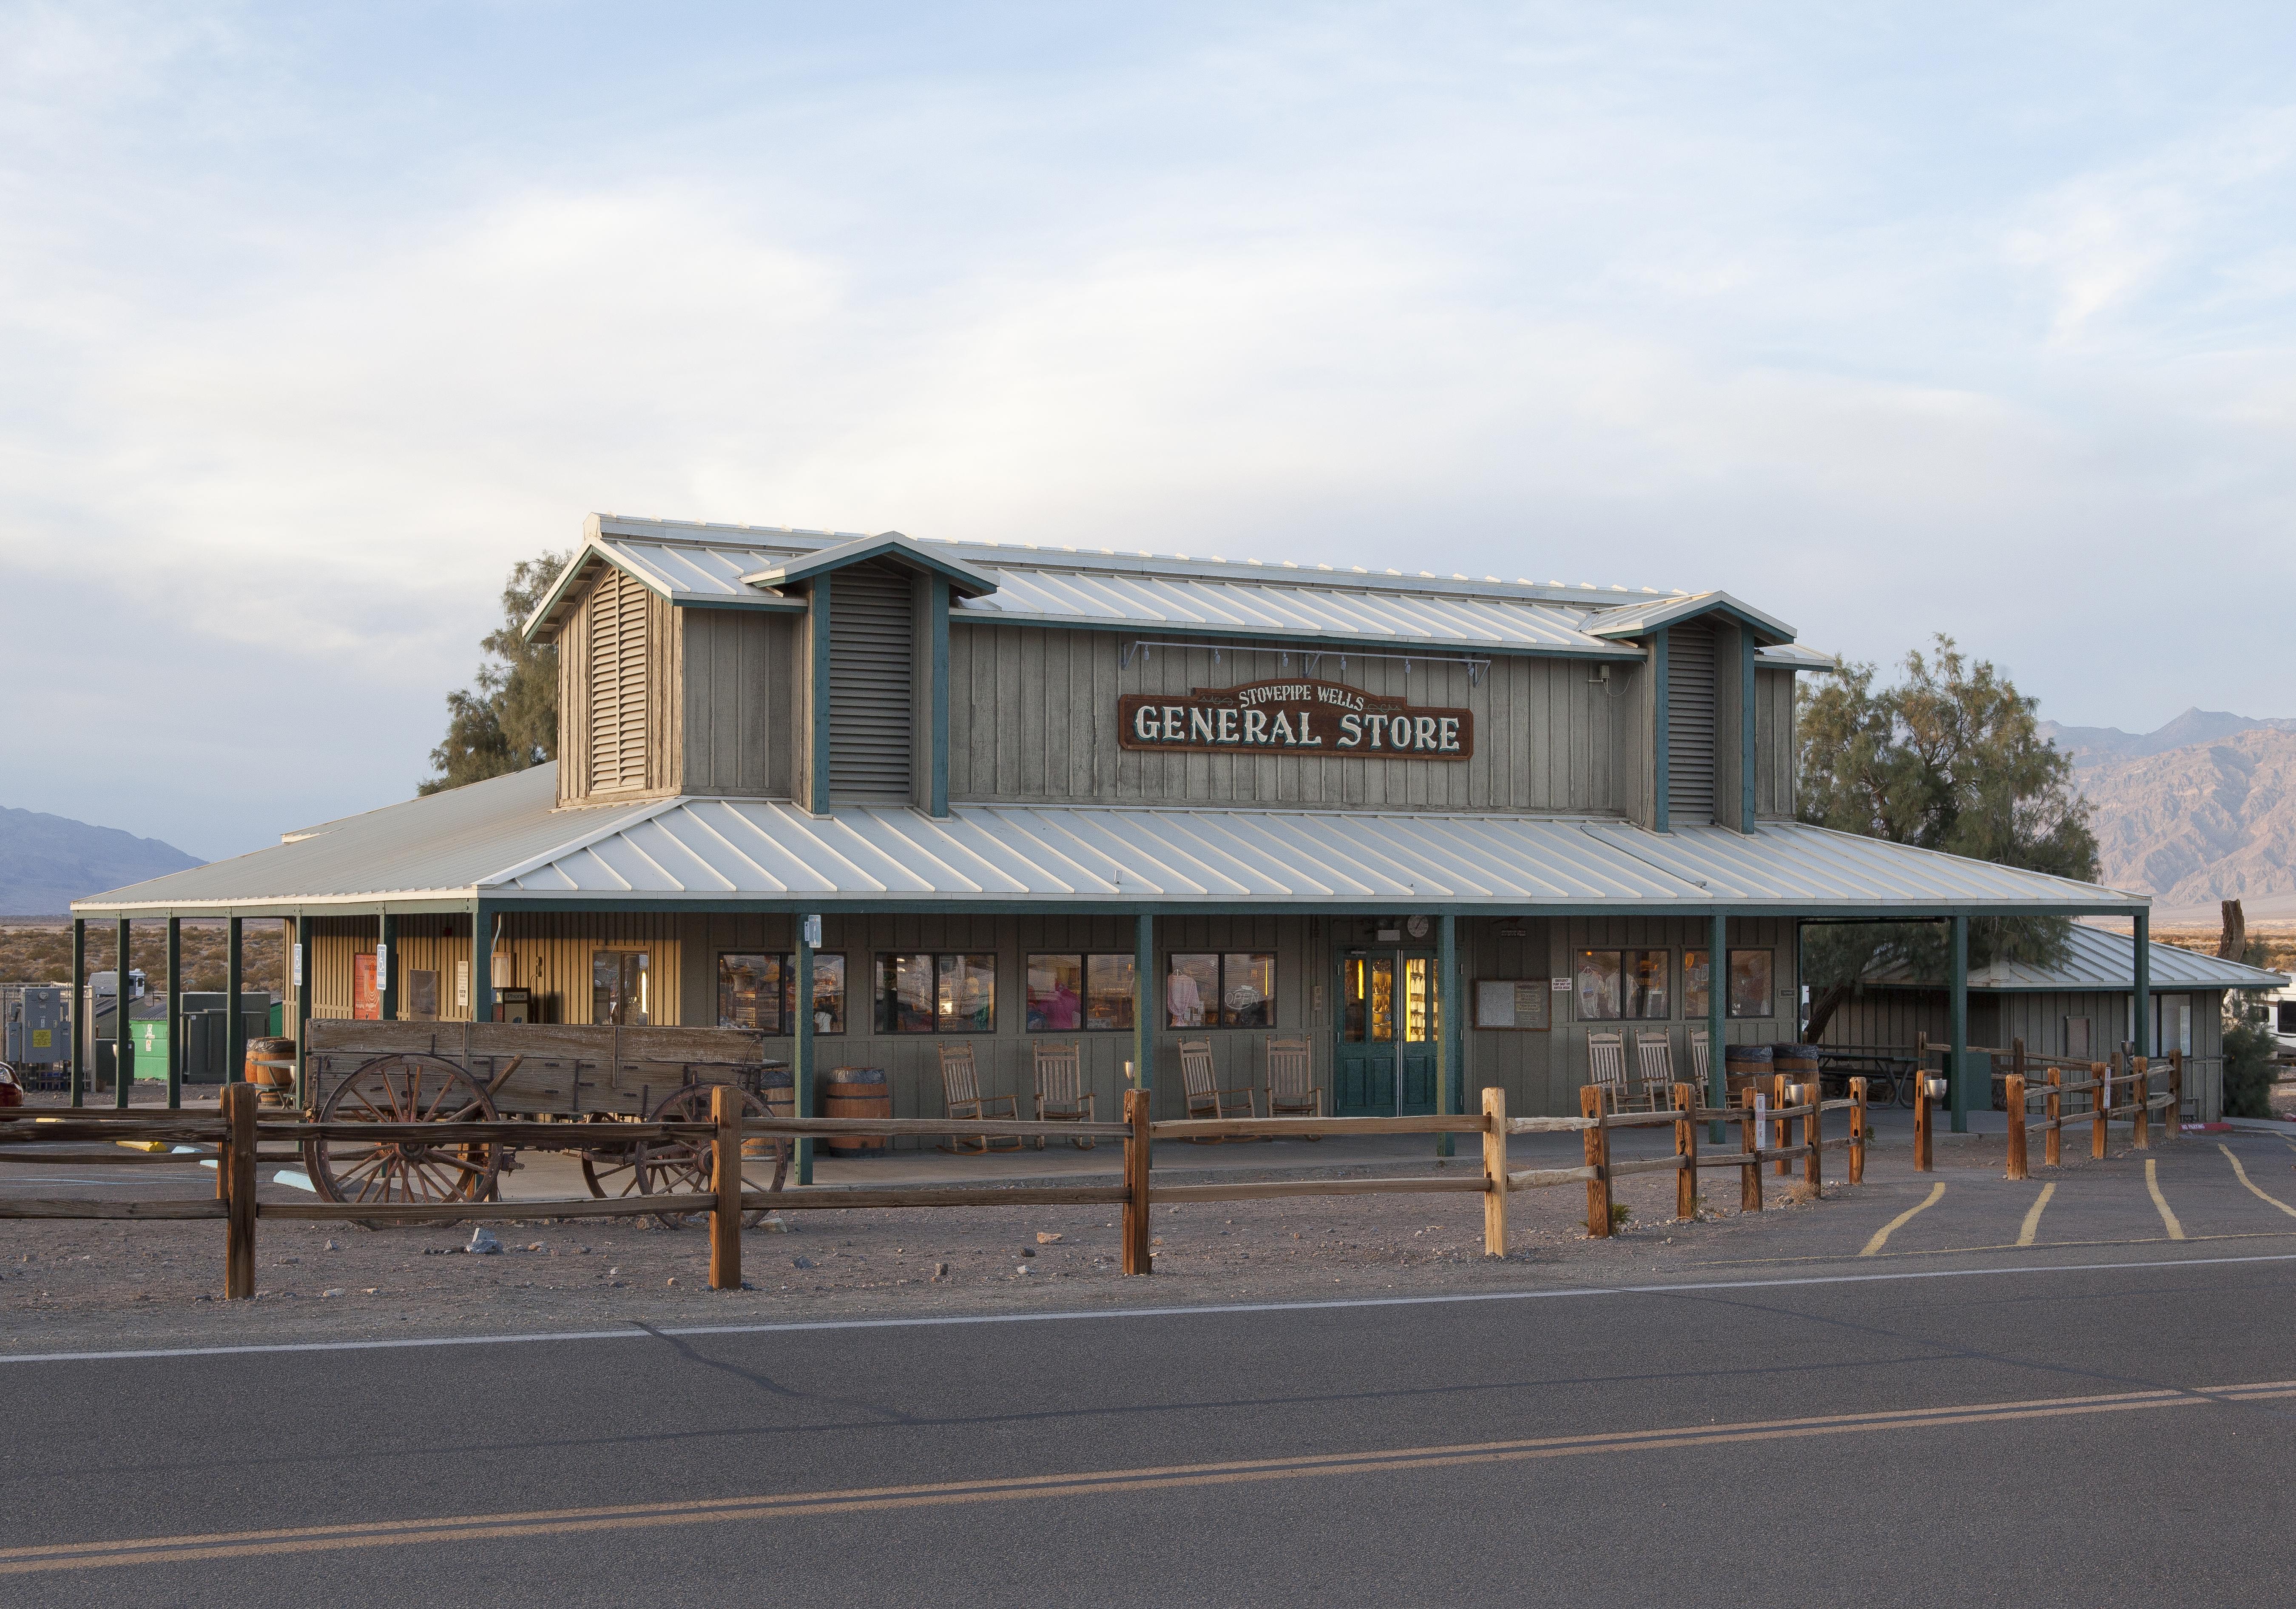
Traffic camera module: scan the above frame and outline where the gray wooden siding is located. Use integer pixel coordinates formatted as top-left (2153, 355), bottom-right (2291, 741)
top-left (945, 626), bottom-right (1632, 813)
top-left (1754, 667), bottom-right (1796, 819)
top-left (679, 609), bottom-right (795, 798)
top-left (1665, 622), bottom-right (1717, 824)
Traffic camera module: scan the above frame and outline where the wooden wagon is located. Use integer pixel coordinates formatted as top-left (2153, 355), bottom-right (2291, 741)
top-left (297, 1021), bottom-right (793, 1226)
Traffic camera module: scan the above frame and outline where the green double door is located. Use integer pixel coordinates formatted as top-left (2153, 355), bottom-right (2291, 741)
top-left (1334, 949), bottom-right (1440, 1116)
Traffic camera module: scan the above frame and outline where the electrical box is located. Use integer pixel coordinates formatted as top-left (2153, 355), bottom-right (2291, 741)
top-left (7, 987), bottom-right (66, 1065)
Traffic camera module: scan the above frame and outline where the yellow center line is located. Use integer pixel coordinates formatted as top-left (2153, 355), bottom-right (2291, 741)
top-left (2016, 1182), bottom-right (2056, 1246)
top-left (0, 1382), bottom-right (2254, 1578)
top-left (2220, 1145), bottom-right (2296, 1219)
top-left (2145, 1159), bottom-right (2185, 1241)
top-left (1860, 1181), bottom-right (1946, 1257)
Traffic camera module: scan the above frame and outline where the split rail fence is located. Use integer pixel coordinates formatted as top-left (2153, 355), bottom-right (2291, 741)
top-left (0, 1081), bottom-right (1877, 1300)
top-left (1902, 1045), bottom-right (2187, 1176)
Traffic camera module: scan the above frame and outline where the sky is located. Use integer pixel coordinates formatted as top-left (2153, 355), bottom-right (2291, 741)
top-left (5, 2), bottom-right (2295, 860)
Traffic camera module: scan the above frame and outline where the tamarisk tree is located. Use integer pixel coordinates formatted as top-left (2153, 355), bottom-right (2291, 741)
top-left (418, 549), bottom-right (572, 795)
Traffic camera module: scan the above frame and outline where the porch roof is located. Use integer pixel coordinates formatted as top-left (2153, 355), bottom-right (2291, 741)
top-left (71, 764), bottom-right (2150, 920)
top-left (1859, 925), bottom-right (2287, 993)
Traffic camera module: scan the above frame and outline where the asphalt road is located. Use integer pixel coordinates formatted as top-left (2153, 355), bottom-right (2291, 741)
top-left (7, 1132), bottom-right (2296, 1607)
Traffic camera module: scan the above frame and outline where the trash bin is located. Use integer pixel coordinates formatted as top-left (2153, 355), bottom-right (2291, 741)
top-left (822, 1067), bottom-right (890, 1156)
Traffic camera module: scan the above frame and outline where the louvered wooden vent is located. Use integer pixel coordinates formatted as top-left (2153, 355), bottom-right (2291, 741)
top-left (828, 562), bottom-right (914, 801)
top-left (588, 568), bottom-right (651, 793)
top-left (1665, 622), bottom-right (1716, 825)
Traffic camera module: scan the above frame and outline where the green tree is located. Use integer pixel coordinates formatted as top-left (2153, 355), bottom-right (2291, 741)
top-left (2222, 999), bottom-right (2278, 1120)
top-left (418, 549), bottom-right (572, 795)
top-left (1796, 636), bottom-right (2100, 1039)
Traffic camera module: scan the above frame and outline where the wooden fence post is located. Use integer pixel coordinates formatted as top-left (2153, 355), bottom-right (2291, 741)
top-left (2091, 1060), bottom-right (2109, 1160)
top-left (1123, 1087), bottom-right (1152, 1274)
top-left (2044, 1067), bottom-right (2062, 1169)
top-left (1802, 1082), bottom-right (1821, 1196)
top-left (1481, 1086), bottom-right (1508, 1258)
top-left (2004, 1073), bottom-right (2027, 1181)
top-left (223, 1082), bottom-right (256, 1300)
top-left (1848, 1076), bottom-right (1866, 1186)
top-left (1771, 1072), bottom-right (1792, 1177)
top-left (2131, 1056), bottom-right (2150, 1150)
top-left (709, 1084), bottom-right (742, 1292)
top-left (1580, 1084), bottom-right (1611, 1237)
top-left (1739, 1098), bottom-right (1761, 1213)
top-left (2170, 1050), bottom-right (2184, 1136)
top-left (1914, 1075), bottom-right (1934, 1172)
top-left (1673, 1082), bottom-right (1697, 1221)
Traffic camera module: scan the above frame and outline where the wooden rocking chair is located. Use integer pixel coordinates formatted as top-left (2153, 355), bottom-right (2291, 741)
top-left (1264, 1036), bottom-right (1323, 1138)
top-left (1691, 1028), bottom-right (1711, 1093)
top-left (1631, 1029), bottom-right (1676, 1112)
top-left (1178, 1038), bottom-right (1259, 1141)
top-left (1031, 1041), bottom-right (1096, 1150)
top-left (1585, 1030), bottom-right (1630, 1115)
top-left (937, 1042), bottom-right (1020, 1154)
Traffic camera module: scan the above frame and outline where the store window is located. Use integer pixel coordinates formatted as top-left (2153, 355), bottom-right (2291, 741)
top-left (593, 951), bottom-right (649, 1025)
top-left (716, 953), bottom-right (849, 1035)
top-left (876, 953), bottom-right (996, 1033)
top-left (1575, 950), bottom-right (1669, 1021)
top-left (1684, 950), bottom-right (1777, 1021)
top-left (1167, 953), bottom-right (1276, 1029)
top-left (1025, 953), bottom-right (1137, 1032)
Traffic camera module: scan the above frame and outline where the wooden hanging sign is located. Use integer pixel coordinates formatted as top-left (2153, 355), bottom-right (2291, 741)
top-left (1118, 679), bottom-right (1473, 759)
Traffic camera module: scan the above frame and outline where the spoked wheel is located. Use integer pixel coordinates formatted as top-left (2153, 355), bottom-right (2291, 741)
top-left (584, 1085), bottom-right (787, 1230)
top-left (304, 1054), bottom-right (503, 1227)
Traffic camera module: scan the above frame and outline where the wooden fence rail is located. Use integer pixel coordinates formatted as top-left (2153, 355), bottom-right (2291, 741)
top-left (2, 1079), bottom-right (1878, 1299)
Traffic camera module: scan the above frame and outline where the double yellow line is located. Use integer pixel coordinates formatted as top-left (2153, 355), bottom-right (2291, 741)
top-left (10, 1379), bottom-right (2295, 1577)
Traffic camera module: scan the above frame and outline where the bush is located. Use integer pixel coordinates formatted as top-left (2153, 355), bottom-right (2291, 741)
top-left (2223, 1004), bottom-right (2278, 1120)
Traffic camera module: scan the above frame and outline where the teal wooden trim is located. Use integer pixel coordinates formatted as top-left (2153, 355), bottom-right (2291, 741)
top-left (469, 901), bottom-right (494, 1025)
top-left (1739, 629), bottom-right (1758, 833)
top-left (930, 576), bottom-right (951, 818)
top-left (294, 913), bottom-right (314, 1107)
top-left (378, 912), bottom-right (398, 1023)
top-left (1707, 911), bottom-right (1726, 1144)
top-left (166, 917), bottom-right (183, 1110)
top-left (114, 918), bottom-right (133, 1109)
top-left (795, 933), bottom-right (816, 1184)
top-left (1133, 914), bottom-right (1154, 1093)
top-left (809, 576), bottom-right (833, 814)
top-left (226, 916), bottom-right (247, 1086)
top-left (949, 614), bottom-right (1649, 662)
top-left (1948, 914), bottom-right (1969, 1134)
top-left (68, 919), bottom-right (84, 1107)
top-left (1435, 914), bottom-right (1459, 1159)
top-left (2133, 911), bottom-right (2151, 1059)
top-left (1652, 628), bottom-right (1671, 834)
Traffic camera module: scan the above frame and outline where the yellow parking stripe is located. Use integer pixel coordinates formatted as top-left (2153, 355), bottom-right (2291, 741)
top-left (2016, 1183), bottom-right (2055, 1247)
top-left (2220, 1145), bottom-right (2296, 1219)
top-left (1861, 1182), bottom-right (1946, 1257)
top-left (2145, 1159), bottom-right (2185, 1241)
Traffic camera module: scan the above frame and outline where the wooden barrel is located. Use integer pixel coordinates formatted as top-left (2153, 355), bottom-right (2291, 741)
top-left (244, 1036), bottom-right (298, 1086)
top-left (1722, 1041), bottom-right (1773, 1102)
top-left (822, 1067), bottom-right (890, 1156)
top-left (1773, 1044), bottom-right (1821, 1084)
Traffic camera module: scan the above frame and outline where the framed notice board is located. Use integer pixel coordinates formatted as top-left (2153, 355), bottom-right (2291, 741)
top-left (1474, 979), bottom-right (1551, 1030)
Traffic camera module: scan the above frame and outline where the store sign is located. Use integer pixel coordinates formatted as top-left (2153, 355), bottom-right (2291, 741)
top-left (1118, 679), bottom-right (1473, 759)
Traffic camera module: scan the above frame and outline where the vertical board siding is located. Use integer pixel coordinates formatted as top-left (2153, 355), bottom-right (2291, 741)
top-left (310, 914), bottom-right (683, 1028)
top-left (828, 560), bottom-right (915, 801)
top-left (1665, 621), bottom-right (1717, 825)
top-left (1755, 667), bottom-right (1796, 819)
top-left (945, 625), bottom-right (1635, 814)
top-left (681, 609), bottom-right (794, 796)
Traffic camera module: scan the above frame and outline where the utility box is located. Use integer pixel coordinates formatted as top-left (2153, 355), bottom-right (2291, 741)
top-left (179, 993), bottom-right (277, 1083)
top-left (6, 986), bottom-right (67, 1066)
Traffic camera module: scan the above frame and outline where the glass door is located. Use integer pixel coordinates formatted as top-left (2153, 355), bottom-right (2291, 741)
top-left (1336, 950), bottom-right (1440, 1116)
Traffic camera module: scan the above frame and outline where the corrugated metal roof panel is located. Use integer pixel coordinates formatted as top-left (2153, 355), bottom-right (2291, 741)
top-left (1864, 924), bottom-right (2287, 992)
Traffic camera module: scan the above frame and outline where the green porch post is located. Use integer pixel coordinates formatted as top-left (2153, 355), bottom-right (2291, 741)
top-left (1706, 911), bottom-right (1726, 1144)
top-left (1133, 914), bottom-right (1154, 1095)
top-left (2133, 910), bottom-right (2151, 1060)
top-left (378, 912), bottom-right (398, 1022)
top-left (68, 917), bottom-right (85, 1107)
top-left (469, 902), bottom-right (494, 1025)
top-left (1436, 913), bottom-right (1458, 1158)
top-left (795, 921), bottom-right (816, 1186)
top-left (226, 916), bottom-right (246, 1085)
top-left (296, 913), bottom-right (315, 1109)
top-left (1948, 914), bottom-right (1970, 1135)
top-left (114, 917), bottom-right (134, 1108)
top-left (166, 916), bottom-right (183, 1110)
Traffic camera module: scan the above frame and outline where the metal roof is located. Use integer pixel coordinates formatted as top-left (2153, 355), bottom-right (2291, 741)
top-left (521, 514), bottom-right (1805, 661)
top-left (1861, 923), bottom-right (2287, 993)
top-left (72, 766), bottom-right (2147, 919)
top-left (1583, 590), bottom-right (1796, 647)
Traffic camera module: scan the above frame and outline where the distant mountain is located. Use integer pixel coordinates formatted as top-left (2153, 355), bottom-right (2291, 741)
top-left (2073, 729), bottom-right (2296, 908)
top-left (2041, 707), bottom-right (2296, 767)
top-left (0, 807), bottom-right (202, 915)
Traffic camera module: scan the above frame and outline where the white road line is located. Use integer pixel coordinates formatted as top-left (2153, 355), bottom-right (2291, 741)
top-left (2220, 1145), bottom-right (2296, 1219)
top-left (2145, 1159), bottom-right (2186, 1241)
top-left (9, 1251), bottom-right (2296, 1367)
top-left (2017, 1183), bottom-right (2056, 1247)
top-left (1861, 1182), bottom-right (1946, 1257)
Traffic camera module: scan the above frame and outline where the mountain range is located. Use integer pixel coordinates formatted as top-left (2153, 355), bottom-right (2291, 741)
top-left (2040, 708), bottom-right (2296, 766)
top-left (0, 806), bottom-right (202, 916)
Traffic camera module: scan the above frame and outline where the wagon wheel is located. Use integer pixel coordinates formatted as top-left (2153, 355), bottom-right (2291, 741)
top-left (304, 1053), bottom-right (503, 1229)
top-left (577, 1115), bottom-right (655, 1208)
top-left (610, 1085), bottom-right (787, 1231)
